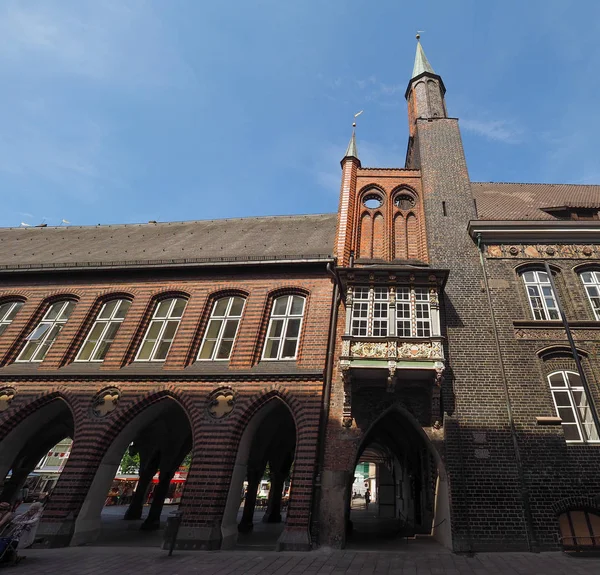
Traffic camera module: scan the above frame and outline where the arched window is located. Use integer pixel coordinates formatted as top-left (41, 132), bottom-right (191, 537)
top-left (198, 296), bottom-right (245, 361)
top-left (263, 295), bottom-right (305, 360)
top-left (580, 270), bottom-right (600, 320)
top-left (559, 510), bottom-right (600, 548)
top-left (76, 299), bottom-right (132, 362)
top-left (0, 301), bottom-right (24, 336)
top-left (521, 270), bottom-right (560, 320)
top-left (135, 297), bottom-right (187, 362)
top-left (548, 370), bottom-right (599, 442)
top-left (17, 300), bottom-right (76, 362)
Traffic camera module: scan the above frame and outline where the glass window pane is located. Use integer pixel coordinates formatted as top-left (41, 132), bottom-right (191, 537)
top-left (557, 407), bottom-right (576, 423)
top-left (27, 323), bottom-right (52, 341)
top-left (563, 424), bottom-right (582, 441)
top-left (161, 320), bottom-right (179, 341)
top-left (285, 319), bottom-right (301, 339)
top-left (549, 372), bottom-right (566, 387)
top-left (114, 300), bottom-right (131, 319)
top-left (290, 296), bottom-right (305, 315)
top-left (78, 340), bottom-right (96, 361)
top-left (213, 298), bottom-right (229, 316)
top-left (581, 272), bottom-right (593, 283)
top-left (268, 319), bottom-right (284, 338)
top-left (137, 340), bottom-right (155, 361)
top-left (145, 321), bottom-right (163, 342)
top-left (229, 297), bottom-right (245, 317)
top-left (0, 303), bottom-right (11, 320)
top-left (103, 321), bottom-right (121, 342)
top-left (0, 324), bottom-right (8, 336)
top-left (154, 299), bottom-right (173, 318)
top-left (5, 302), bottom-right (23, 321)
top-left (19, 342), bottom-right (37, 362)
top-left (58, 301), bottom-right (75, 320)
top-left (566, 372), bottom-right (582, 387)
top-left (264, 339), bottom-right (279, 359)
top-left (99, 300), bottom-right (118, 319)
top-left (281, 339), bottom-right (298, 358)
top-left (553, 391), bottom-right (571, 406)
top-left (222, 319), bottom-right (239, 339)
top-left (199, 339), bottom-right (217, 360)
top-left (45, 303), bottom-right (62, 320)
top-left (170, 298), bottom-right (187, 318)
top-left (273, 297), bottom-right (288, 316)
top-left (216, 339), bottom-right (234, 360)
top-left (154, 341), bottom-right (172, 360)
top-left (93, 340), bottom-right (113, 361)
top-left (538, 271), bottom-right (550, 283)
top-left (86, 322), bottom-right (106, 345)
top-left (205, 320), bottom-right (222, 340)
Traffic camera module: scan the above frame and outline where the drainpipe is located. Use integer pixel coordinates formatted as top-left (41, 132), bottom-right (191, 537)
top-left (476, 234), bottom-right (536, 552)
top-left (543, 262), bottom-right (600, 433)
top-left (310, 263), bottom-right (341, 546)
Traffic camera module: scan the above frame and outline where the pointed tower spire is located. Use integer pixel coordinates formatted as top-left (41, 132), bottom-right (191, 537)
top-left (412, 34), bottom-right (435, 78)
top-left (343, 127), bottom-right (359, 162)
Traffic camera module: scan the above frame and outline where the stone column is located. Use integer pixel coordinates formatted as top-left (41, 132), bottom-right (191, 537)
top-left (124, 459), bottom-right (159, 520)
top-left (238, 466), bottom-right (263, 533)
top-left (141, 467), bottom-right (175, 530)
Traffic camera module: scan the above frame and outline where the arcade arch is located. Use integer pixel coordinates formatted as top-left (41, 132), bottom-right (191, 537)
top-left (347, 406), bottom-right (451, 549)
top-left (221, 397), bottom-right (296, 550)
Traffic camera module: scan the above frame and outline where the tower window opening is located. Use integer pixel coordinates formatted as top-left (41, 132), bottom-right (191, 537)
top-left (442, 201), bottom-right (447, 216)
top-left (363, 193), bottom-right (383, 210)
top-left (394, 194), bottom-right (416, 210)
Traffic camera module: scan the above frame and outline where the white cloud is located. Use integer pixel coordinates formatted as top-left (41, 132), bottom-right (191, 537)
top-left (460, 117), bottom-right (522, 144)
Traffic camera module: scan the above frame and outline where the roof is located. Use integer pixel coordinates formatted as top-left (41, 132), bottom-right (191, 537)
top-left (472, 182), bottom-right (600, 221)
top-left (0, 213), bottom-right (336, 272)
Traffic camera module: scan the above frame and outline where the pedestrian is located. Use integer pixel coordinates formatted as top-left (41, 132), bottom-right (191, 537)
top-left (11, 484), bottom-right (29, 512)
top-left (364, 488), bottom-right (371, 511)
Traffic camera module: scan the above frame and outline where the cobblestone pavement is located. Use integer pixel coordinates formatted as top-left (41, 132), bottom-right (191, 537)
top-left (17, 547), bottom-right (600, 575)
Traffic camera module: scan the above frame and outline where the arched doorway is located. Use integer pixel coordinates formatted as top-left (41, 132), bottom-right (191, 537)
top-left (221, 398), bottom-right (296, 550)
top-left (347, 407), bottom-right (451, 550)
top-left (0, 399), bottom-right (74, 508)
top-left (72, 397), bottom-right (192, 547)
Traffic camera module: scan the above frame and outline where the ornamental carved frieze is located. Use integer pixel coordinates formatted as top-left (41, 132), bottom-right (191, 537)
top-left (348, 340), bottom-right (444, 361)
top-left (487, 244), bottom-right (599, 259)
top-left (350, 341), bottom-right (388, 359)
top-left (207, 389), bottom-right (235, 419)
top-left (514, 328), bottom-right (600, 341)
top-left (397, 341), bottom-right (443, 360)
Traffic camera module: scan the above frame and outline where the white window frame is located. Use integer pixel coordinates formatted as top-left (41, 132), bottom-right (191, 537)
top-left (0, 301), bottom-right (24, 337)
top-left (522, 270), bottom-right (561, 321)
top-left (135, 297), bottom-right (187, 362)
top-left (198, 296), bottom-right (246, 361)
top-left (350, 286), bottom-right (432, 338)
top-left (16, 300), bottom-right (75, 362)
top-left (75, 299), bottom-right (131, 362)
top-left (580, 270), bottom-right (600, 321)
top-left (262, 295), bottom-right (305, 361)
top-left (549, 370), bottom-right (599, 443)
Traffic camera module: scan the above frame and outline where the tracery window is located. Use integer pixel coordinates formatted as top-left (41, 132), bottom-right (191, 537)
top-left (522, 270), bottom-right (560, 320)
top-left (548, 370), bottom-right (599, 443)
top-left (350, 287), bottom-right (432, 337)
top-left (76, 299), bottom-right (131, 362)
top-left (0, 301), bottom-right (24, 337)
top-left (263, 295), bottom-right (305, 360)
top-left (198, 296), bottom-right (245, 360)
top-left (135, 297), bottom-right (187, 362)
top-left (17, 300), bottom-right (76, 362)
top-left (580, 271), bottom-right (600, 320)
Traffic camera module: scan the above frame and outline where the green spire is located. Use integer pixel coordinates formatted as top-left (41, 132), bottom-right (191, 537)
top-left (412, 36), bottom-right (435, 78)
top-left (344, 129), bottom-right (359, 160)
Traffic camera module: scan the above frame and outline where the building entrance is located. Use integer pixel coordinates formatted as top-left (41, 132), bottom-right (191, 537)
top-left (346, 407), bottom-right (451, 550)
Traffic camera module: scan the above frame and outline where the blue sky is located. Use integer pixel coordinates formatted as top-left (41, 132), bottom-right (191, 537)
top-left (1, 0), bottom-right (599, 228)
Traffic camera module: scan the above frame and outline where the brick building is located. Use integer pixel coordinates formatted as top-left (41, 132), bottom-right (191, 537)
top-left (1, 38), bottom-right (599, 552)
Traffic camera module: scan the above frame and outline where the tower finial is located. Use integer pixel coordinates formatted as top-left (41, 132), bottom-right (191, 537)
top-left (412, 34), bottom-right (435, 79)
top-left (341, 112), bottom-right (361, 165)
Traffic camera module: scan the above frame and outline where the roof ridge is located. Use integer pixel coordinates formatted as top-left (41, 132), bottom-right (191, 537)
top-left (0, 212), bottom-right (338, 231)
top-left (472, 181), bottom-right (600, 188)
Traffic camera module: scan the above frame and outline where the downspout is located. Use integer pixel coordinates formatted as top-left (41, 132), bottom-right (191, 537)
top-left (476, 234), bottom-right (536, 551)
top-left (311, 262), bottom-right (341, 546)
top-left (543, 262), bottom-right (600, 433)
